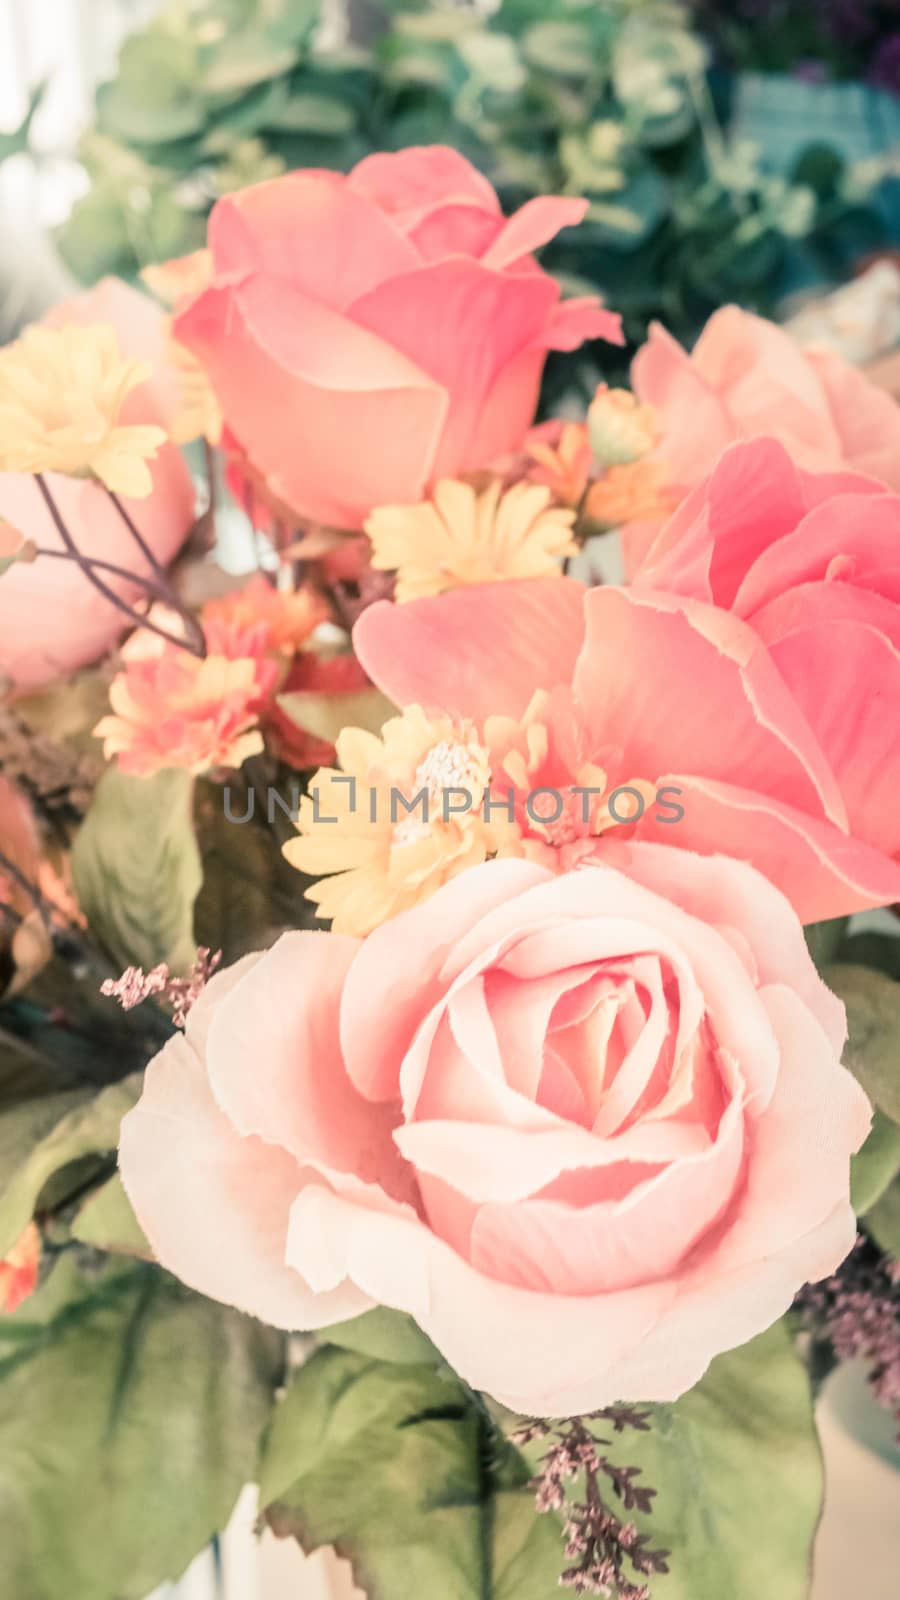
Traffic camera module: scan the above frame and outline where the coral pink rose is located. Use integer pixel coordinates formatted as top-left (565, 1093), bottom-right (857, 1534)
top-left (623, 303), bottom-right (900, 572)
top-left (0, 1222), bottom-right (40, 1314)
top-left (633, 436), bottom-right (900, 867)
top-left (352, 575), bottom-right (900, 922)
top-left (119, 847), bottom-right (868, 1414)
top-left (172, 146), bottom-right (621, 531)
top-left (0, 279), bottom-right (195, 689)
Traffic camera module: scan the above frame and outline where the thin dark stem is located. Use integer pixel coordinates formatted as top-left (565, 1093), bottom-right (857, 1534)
top-left (34, 475), bottom-right (206, 659)
top-left (105, 487), bottom-right (169, 581)
top-left (0, 848), bottom-right (54, 932)
top-left (105, 485), bottom-right (208, 657)
top-left (33, 547), bottom-right (168, 596)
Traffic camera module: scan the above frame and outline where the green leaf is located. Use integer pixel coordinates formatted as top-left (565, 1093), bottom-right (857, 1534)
top-left (865, 1177), bottom-right (900, 1258)
top-left (0, 81), bottom-right (46, 162)
top-left (835, 931), bottom-right (900, 981)
top-left (606, 1323), bottom-right (821, 1600)
top-left (318, 1307), bottom-right (441, 1365)
top-left (824, 963), bottom-right (900, 1124)
top-left (266, 92), bottom-right (357, 136)
top-left (72, 768), bottom-right (202, 975)
top-left (0, 1074), bottom-right (141, 1257)
top-left (260, 1349), bottom-right (563, 1600)
top-left (202, 37), bottom-right (300, 98)
top-left (0, 1258), bottom-right (283, 1600)
top-left (277, 686), bottom-right (395, 746)
top-left (852, 1106), bottom-right (900, 1215)
top-left (71, 1172), bottom-right (151, 1258)
top-left (803, 916), bottom-right (849, 972)
top-left (522, 21), bottom-right (594, 79)
top-left (193, 776), bottom-right (311, 964)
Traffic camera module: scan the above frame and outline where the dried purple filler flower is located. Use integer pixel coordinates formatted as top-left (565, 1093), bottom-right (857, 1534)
top-left (513, 1408), bottom-right (670, 1598)
top-left (101, 947), bottom-right (221, 1028)
top-left (797, 1233), bottom-right (900, 1434)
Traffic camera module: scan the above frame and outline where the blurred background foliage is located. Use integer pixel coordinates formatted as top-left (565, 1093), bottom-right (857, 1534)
top-left (47, 0), bottom-right (900, 402)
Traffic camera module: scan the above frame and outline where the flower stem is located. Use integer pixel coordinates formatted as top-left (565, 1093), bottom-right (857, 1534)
top-left (33, 475), bottom-right (206, 659)
top-left (105, 485), bottom-right (208, 658)
top-left (32, 547), bottom-right (168, 595)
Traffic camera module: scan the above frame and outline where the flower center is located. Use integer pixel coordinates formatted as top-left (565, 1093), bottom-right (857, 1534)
top-left (392, 737), bottom-right (491, 846)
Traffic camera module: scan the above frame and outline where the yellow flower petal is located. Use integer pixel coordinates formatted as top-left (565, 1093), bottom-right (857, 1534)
top-left (366, 477), bottom-right (577, 602)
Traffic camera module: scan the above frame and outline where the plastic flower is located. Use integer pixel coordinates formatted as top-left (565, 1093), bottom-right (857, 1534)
top-left (366, 478), bottom-right (577, 602)
top-left (0, 1223), bottom-right (39, 1314)
top-left (0, 323), bottom-right (167, 496)
top-left (166, 334), bottom-right (223, 447)
top-left (585, 461), bottom-right (673, 528)
top-left (588, 385), bottom-right (659, 466)
top-left (201, 575), bottom-right (328, 659)
top-left (523, 420), bottom-right (593, 506)
top-left (284, 690), bottom-right (657, 936)
top-left (141, 250), bottom-right (213, 308)
top-left (284, 704), bottom-right (513, 935)
top-left (94, 640), bottom-right (278, 777)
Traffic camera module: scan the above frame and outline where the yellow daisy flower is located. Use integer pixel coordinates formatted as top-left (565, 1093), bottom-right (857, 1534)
top-left (366, 478), bottom-right (577, 603)
top-left (0, 322), bottom-right (166, 497)
top-left (283, 704), bottom-right (520, 937)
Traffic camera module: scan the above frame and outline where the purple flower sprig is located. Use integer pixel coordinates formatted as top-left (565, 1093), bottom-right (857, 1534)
top-left (797, 1233), bottom-right (900, 1434)
top-left (101, 946), bottom-right (221, 1029)
top-left (512, 1408), bottom-right (670, 1598)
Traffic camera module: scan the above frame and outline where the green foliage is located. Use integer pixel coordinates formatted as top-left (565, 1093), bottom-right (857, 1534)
top-left (825, 963), bottom-right (900, 1125)
top-left (615, 1322), bottom-right (823, 1600)
top-left (851, 1107), bottom-right (900, 1216)
top-left (71, 1172), bottom-right (151, 1257)
top-left (0, 1256), bottom-right (284, 1600)
top-left (824, 958), bottom-right (900, 1221)
top-left (259, 1322), bottom-right (822, 1600)
top-left (192, 771), bottom-right (313, 964)
top-left (0, 81), bottom-right (46, 163)
top-left (317, 1306), bottom-right (441, 1365)
top-left (259, 1347), bottom-right (565, 1600)
top-left (0, 1072), bottom-right (141, 1257)
top-left (865, 1176), bottom-right (900, 1258)
top-left (72, 767), bottom-right (203, 976)
top-left (57, 0), bottom-right (888, 370)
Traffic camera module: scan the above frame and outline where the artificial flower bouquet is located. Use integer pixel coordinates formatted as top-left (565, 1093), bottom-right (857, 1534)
top-left (1, 147), bottom-right (900, 1600)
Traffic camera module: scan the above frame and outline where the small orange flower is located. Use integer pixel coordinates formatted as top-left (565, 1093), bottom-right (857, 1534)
top-left (141, 251), bottom-right (214, 309)
top-left (202, 575), bottom-right (328, 659)
top-left (0, 1222), bottom-right (39, 1314)
top-left (523, 420), bottom-right (593, 507)
top-left (95, 642), bottom-right (278, 777)
top-left (585, 461), bottom-right (673, 529)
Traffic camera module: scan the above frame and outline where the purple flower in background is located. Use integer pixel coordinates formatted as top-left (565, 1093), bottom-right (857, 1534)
top-left (793, 58), bottom-right (829, 82)
top-left (870, 31), bottom-right (900, 90)
top-left (823, 0), bottom-right (880, 47)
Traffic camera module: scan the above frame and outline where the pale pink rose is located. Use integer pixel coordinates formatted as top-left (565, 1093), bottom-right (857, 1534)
top-left (119, 847), bottom-right (868, 1414)
top-left (352, 575), bottom-right (900, 921)
top-left (0, 279), bottom-right (195, 689)
top-left (624, 304), bottom-right (900, 572)
top-left (633, 436), bottom-right (900, 866)
top-left (173, 146), bottom-right (622, 530)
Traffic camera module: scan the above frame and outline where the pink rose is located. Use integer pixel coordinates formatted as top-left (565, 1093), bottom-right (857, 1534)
top-left (623, 304), bottom-right (900, 572)
top-left (352, 575), bottom-right (900, 921)
top-left (119, 847), bottom-right (868, 1415)
top-left (172, 146), bottom-right (621, 530)
top-left (0, 279), bottom-right (195, 689)
top-left (633, 436), bottom-right (900, 868)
